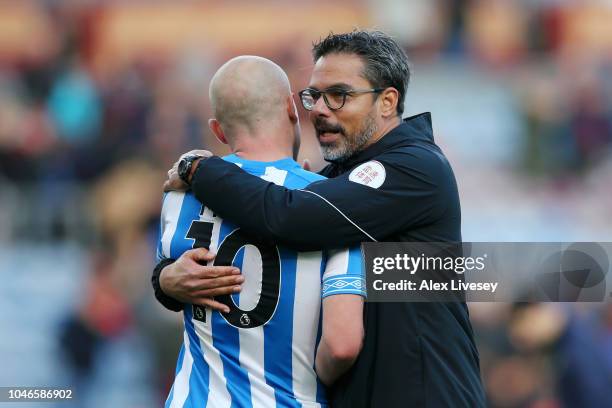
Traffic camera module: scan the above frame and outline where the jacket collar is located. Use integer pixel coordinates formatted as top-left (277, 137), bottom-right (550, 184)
top-left (325, 112), bottom-right (434, 173)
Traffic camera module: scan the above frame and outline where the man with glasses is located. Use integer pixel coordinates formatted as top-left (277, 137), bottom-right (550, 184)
top-left (154, 31), bottom-right (485, 407)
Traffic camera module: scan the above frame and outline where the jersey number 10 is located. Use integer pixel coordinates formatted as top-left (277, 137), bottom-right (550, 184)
top-left (186, 218), bottom-right (281, 329)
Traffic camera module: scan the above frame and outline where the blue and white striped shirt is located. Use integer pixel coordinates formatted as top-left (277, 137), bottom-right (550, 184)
top-left (158, 154), bottom-right (365, 408)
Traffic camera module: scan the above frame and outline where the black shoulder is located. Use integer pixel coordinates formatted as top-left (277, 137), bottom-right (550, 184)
top-left (377, 144), bottom-right (454, 182)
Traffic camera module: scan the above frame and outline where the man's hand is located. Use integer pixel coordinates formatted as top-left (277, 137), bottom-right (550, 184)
top-left (159, 247), bottom-right (243, 313)
top-left (164, 149), bottom-right (213, 192)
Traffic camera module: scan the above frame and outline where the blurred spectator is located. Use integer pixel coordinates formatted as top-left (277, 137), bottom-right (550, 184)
top-left (47, 58), bottom-right (102, 144)
top-left (569, 78), bottom-right (612, 169)
top-left (509, 304), bottom-right (612, 408)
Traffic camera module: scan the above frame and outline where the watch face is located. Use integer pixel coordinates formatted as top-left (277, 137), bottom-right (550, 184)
top-left (179, 155), bottom-right (200, 183)
top-left (178, 157), bottom-right (191, 181)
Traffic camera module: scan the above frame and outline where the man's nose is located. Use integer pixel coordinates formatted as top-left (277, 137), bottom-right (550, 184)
top-left (310, 96), bottom-right (331, 118)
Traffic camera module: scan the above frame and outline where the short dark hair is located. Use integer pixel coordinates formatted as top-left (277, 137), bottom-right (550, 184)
top-left (312, 30), bottom-right (411, 115)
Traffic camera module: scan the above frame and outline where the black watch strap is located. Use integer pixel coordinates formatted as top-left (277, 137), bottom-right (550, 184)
top-left (151, 258), bottom-right (184, 312)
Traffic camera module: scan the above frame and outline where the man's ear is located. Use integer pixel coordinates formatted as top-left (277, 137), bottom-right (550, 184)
top-left (379, 88), bottom-right (399, 118)
top-left (287, 94), bottom-right (299, 124)
top-left (209, 118), bottom-right (228, 145)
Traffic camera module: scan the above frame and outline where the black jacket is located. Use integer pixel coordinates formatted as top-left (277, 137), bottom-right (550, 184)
top-left (154, 112), bottom-right (485, 407)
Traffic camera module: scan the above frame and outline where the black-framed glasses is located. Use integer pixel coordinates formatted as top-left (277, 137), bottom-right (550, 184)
top-left (298, 87), bottom-right (385, 111)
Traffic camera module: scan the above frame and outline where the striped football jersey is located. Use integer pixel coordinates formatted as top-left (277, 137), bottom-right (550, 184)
top-left (158, 154), bottom-right (365, 408)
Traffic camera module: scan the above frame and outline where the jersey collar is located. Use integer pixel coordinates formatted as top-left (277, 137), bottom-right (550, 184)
top-left (223, 154), bottom-right (300, 171)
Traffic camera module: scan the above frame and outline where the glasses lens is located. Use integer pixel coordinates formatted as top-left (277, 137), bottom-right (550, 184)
top-left (300, 90), bottom-right (316, 111)
top-left (324, 90), bottom-right (346, 110)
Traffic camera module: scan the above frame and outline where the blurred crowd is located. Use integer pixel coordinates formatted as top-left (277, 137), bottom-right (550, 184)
top-left (0, 1), bottom-right (610, 407)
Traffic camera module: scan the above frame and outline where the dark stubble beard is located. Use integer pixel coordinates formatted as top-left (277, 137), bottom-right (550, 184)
top-left (320, 111), bottom-right (378, 162)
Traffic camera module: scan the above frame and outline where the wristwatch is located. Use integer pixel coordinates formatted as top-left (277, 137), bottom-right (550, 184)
top-left (178, 154), bottom-right (202, 185)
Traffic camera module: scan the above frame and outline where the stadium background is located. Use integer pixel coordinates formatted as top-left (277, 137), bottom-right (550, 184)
top-left (0, 0), bottom-right (610, 407)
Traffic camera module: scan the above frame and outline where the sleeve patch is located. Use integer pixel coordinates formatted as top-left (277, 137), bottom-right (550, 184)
top-left (348, 160), bottom-right (386, 189)
top-left (322, 275), bottom-right (366, 298)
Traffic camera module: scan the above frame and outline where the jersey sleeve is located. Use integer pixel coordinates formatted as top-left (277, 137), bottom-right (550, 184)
top-left (152, 192), bottom-right (185, 312)
top-left (157, 193), bottom-right (175, 260)
top-left (321, 246), bottom-right (366, 299)
top-left (157, 193), bottom-right (169, 261)
top-left (156, 238), bottom-right (165, 262)
top-left (157, 191), bottom-right (188, 260)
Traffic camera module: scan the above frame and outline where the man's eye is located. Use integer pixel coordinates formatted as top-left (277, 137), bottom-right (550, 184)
top-left (326, 90), bottom-right (345, 102)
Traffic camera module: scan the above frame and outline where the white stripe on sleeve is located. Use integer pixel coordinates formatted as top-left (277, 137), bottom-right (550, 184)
top-left (160, 192), bottom-right (186, 258)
